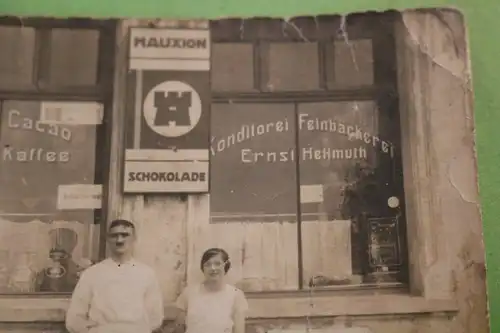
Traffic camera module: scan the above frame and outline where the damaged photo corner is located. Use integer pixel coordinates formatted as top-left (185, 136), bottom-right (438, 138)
top-left (0, 5), bottom-right (492, 333)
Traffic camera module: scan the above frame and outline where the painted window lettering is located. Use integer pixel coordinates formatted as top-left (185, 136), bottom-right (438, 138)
top-left (2, 147), bottom-right (70, 162)
top-left (210, 113), bottom-right (394, 158)
top-left (240, 147), bottom-right (368, 163)
top-left (8, 109), bottom-right (72, 141)
top-left (2, 109), bottom-right (73, 163)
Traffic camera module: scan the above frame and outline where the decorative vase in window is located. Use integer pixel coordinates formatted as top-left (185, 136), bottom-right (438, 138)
top-left (35, 227), bottom-right (81, 292)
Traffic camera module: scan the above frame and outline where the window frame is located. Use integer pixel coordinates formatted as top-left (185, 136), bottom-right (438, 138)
top-left (0, 17), bottom-right (116, 296)
top-left (0, 16), bottom-right (115, 99)
top-left (209, 13), bottom-right (409, 291)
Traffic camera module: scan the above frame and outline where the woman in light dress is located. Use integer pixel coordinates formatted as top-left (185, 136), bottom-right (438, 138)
top-left (171, 248), bottom-right (248, 333)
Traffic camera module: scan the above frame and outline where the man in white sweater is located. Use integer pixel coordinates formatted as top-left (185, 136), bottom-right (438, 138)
top-left (65, 219), bottom-right (164, 333)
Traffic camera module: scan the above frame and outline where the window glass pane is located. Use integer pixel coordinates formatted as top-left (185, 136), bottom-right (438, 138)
top-left (0, 26), bottom-right (35, 87)
top-left (0, 100), bottom-right (101, 293)
top-left (262, 42), bottom-right (319, 91)
top-left (48, 29), bottom-right (99, 86)
top-left (212, 43), bottom-right (254, 91)
top-left (210, 103), bottom-right (299, 291)
top-left (326, 39), bottom-right (374, 88)
top-left (211, 103), bottom-right (297, 221)
top-left (297, 101), bottom-right (404, 287)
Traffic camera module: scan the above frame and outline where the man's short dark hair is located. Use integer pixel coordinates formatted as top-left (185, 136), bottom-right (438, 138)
top-left (108, 219), bottom-right (135, 232)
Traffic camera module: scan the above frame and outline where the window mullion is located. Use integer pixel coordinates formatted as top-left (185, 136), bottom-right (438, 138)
top-left (294, 102), bottom-right (305, 290)
top-left (33, 28), bottom-right (52, 89)
top-left (254, 40), bottom-right (265, 91)
top-left (96, 24), bottom-right (115, 92)
top-left (318, 41), bottom-right (327, 90)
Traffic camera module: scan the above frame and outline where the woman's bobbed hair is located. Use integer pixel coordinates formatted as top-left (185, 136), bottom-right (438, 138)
top-left (200, 248), bottom-right (231, 273)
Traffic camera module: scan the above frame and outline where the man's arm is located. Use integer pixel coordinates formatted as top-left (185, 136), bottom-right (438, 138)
top-left (232, 289), bottom-right (248, 333)
top-left (145, 272), bottom-right (164, 332)
top-left (65, 271), bottom-right (95, 333)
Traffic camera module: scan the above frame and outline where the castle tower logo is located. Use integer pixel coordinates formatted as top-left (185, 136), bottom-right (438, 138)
top-left (143, 80), bottom-right (202, 138)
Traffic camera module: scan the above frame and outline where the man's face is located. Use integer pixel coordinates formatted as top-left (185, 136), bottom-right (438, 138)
top-left (107, 225), bottom-right (135, 256)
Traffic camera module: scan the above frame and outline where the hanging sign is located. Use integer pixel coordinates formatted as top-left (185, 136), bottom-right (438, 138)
top-left (124, 27), bottom-right (210, 193)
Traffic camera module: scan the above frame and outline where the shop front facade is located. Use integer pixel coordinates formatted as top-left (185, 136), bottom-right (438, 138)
top-left (0, 10), bottom-right (490, 333)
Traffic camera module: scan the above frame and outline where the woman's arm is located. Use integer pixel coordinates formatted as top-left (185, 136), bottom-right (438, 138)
top-left (164, 288), bottom-right (188, 333)
top-left (233, 309), bottom-right (246, 333)
top-left (162, 309), bottom-right (186, 333)
top-left (232, 289), bottom-right (248, 333)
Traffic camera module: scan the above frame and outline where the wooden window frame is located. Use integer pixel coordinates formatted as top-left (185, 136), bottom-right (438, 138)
top-left (0, 16), bottom-right (115, 99)
top-left (209, 13), bottom-right (409, 291)
top-left (0, 17), bottom-right (116, 296)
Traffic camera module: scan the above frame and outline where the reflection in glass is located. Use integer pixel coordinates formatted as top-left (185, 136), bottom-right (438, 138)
top-left (8, 252), bottom-right (37, 293)
top-left (325, 39), bottom-right (374, 88)
top-left (0, 26), bottom-right (36, 87)
top-left (209, 103), bottom-right (300, 291)
top-left (297, 101), bottom-right (401, 287)
top-left (34, 227), bottom-right (93, 292)
top-left (298, 101), bottom-right (379, 219)
top-left (48, 29), bottom-right (99, 86)
top-left (262, 42), bottom-right (319, 91)
top-left (210, 103), bottom-right (297, 222)
top-left (212, 43), bottom-right (255, 92)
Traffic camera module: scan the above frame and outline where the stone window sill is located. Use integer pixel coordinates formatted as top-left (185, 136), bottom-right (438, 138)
top-left (0, 294), bottom-right (458, 322)
top-left (246, 294), bottom-right (458, 319)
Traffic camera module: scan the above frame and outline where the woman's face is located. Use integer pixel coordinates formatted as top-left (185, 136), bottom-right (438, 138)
top-left (202, 253), bottom-right (226, 282)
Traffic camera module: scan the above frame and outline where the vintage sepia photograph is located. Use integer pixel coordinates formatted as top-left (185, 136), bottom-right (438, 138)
top-left (0, 8), bottom-right (490, 333)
